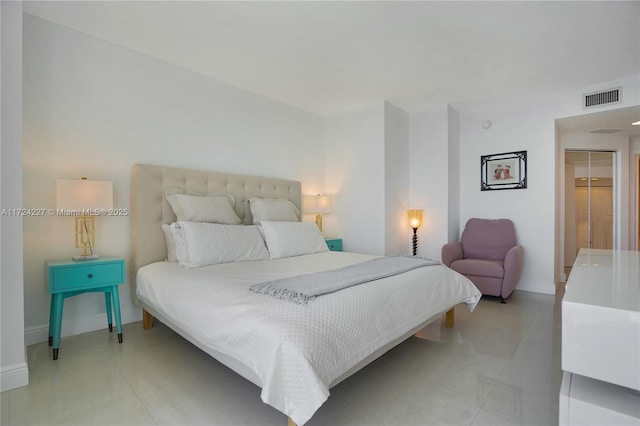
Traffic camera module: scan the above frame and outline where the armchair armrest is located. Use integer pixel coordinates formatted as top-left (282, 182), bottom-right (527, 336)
top-left (441, 242), bottom-right (463, 267)
top-left (501, 244), bottom-right (524, 298)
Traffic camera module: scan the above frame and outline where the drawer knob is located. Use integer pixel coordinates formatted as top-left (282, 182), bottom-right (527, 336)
top-left (87, 273), bottom-right (93, 279)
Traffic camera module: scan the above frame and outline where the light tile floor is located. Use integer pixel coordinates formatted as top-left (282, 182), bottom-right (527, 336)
top-left (1, 289), bottom-right (563, 425)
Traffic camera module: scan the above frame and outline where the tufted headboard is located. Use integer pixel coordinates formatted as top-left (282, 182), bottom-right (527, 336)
top-left (130, 164), bottom-right (302, 302)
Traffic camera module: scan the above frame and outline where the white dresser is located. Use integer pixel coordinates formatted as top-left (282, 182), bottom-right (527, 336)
top-left (560, 249), bottom-right (640, 425)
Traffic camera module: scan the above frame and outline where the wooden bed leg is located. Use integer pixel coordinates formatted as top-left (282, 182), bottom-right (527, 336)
top-left (445, 308), bottom-right (454, 328)
top-left (287, 417), bottom-right (296, 426)
top-left (142, 309), bottom-right (154, 329)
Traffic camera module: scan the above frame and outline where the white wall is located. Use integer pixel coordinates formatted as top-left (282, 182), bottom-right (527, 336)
top-left (447, 106), bottom-right (461, 244)
top-left (459, 98), bottom-right (560, 294)
top-left (323, 100), bottom-right (411, 256)
top-left (1, 1), bottom-right (29, 391)
top-left (458, 76), bottom-right (639, 295)
top-left (324, 101), bottom-right (386, 254)
top-left (384, 101), bottom-right (410, 256)
top-left (22, 15), bottom-right (324, 344)
top-left (409, 105), bottom-right (454, 260)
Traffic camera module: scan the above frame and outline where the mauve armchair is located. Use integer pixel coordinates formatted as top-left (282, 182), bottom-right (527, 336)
top-left (442, 218), bottom-right (524, 303)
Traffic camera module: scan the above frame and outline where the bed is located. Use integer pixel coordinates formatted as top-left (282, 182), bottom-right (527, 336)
top-left (131, 164), bottom-right (481, 425)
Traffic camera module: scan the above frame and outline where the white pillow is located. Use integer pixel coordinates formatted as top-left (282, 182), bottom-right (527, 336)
top-left (166, 192), bottom-right (241, 225)
top-left (170, 222), bottom-right (187, 265)
top-left (260, 221), bottom-right (328, 259)
top-left (161, 223), bottom-right (177, 262)
top-left (178, 221), bottom-right (269, 268)
top-left (249, 197), bottom-right (300, 224)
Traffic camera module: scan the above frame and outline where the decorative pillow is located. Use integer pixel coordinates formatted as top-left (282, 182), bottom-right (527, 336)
top-left (161, 223), bottom-right (177, 262)
top-left (249, 198), bottom-right (300, 224)
top-left (177, 221), bottom-right (269, 268)
top-left (166, 192), bottom-right (241, 225)
top-left (260, 221), bottom-right (328, 259)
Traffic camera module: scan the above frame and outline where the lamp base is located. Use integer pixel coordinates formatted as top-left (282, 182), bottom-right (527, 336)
top-left (72, 254), bottom-right (100, 261)
top-left (315, 214), bottom-right (323, 233)
top-left (412, 228), bottom-right (418, 257)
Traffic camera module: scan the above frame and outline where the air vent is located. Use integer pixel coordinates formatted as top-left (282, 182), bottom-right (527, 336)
top-left (583, 87), bottom-right (621, 109)
top-left (589, 128), bottom-right (622, 134)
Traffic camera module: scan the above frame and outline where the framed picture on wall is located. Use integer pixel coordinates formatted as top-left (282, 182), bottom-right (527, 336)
top-left (481, 150), bottom-right (527, 191)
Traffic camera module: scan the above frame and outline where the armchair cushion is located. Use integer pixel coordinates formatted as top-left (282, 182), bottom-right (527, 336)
top-left (461, 218), bottom-right (517, 260)
top-left (450, 259), bottom-right (504, 278)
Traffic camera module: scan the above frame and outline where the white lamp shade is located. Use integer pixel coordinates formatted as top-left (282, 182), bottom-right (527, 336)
top-left (56, 179), bottom-right (113, 212)
top-left (303, 194), bottom-right (333, 214)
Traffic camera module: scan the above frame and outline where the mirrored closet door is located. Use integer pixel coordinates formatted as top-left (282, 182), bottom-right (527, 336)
top-left (564, 151), bottom-right (615, 277)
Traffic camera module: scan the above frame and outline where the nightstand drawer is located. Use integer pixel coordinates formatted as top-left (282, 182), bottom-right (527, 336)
top-left (325, 238), bottom-right (342, 252)
top-left (49, 261), bottom-right (124, 292)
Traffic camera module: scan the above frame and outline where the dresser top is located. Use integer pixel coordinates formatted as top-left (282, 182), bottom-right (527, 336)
top-left (46, 257), bottom-right (124, 267)
top-left (564, 249), bottom-right (639, 312)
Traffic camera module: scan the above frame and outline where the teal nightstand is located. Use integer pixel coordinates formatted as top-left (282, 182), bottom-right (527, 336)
top-left (46, 257), bottom-right (125, 360)
top-left (325, 238), bottom-right (343, 252)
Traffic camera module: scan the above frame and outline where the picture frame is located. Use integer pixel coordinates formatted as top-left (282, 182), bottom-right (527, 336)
top-left (481, 150), bottom-right (527, 191)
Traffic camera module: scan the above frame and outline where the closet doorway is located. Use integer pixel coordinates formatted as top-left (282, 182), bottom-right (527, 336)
top-left (564, 151), bottom-right (615, 278)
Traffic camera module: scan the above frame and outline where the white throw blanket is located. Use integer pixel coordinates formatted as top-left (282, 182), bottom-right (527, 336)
top-left (249, 255), bottom-right (439, 304)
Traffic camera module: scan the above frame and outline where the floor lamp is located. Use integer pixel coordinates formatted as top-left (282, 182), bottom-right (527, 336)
top-left (407, 209), bottom-right (423, 256)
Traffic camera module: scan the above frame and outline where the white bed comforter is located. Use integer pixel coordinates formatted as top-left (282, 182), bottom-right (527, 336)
top-left (136, 251), bottom-right (481, 425)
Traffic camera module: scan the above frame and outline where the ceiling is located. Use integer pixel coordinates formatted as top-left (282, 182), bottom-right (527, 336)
top-left (556, 105), bottom-right (640, 138)
top-left (23, 1), bottom-right (640, 131)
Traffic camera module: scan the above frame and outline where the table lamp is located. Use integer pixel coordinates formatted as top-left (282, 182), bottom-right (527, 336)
top-left (56, 177), bottom-right (113, 260)
top-left (303, 194), bottom-right (333, 233)
top-left (407, 209), bottom-right (423, 256)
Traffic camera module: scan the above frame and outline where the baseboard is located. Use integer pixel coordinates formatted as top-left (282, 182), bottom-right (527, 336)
top-left (1, 362), bottom-right (29, 391)
top-left (517, 282), bottom-right (556, 295)
top-left (25, 307), bottom-right (143, 346)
